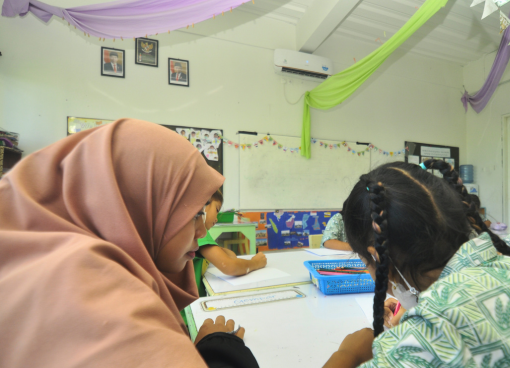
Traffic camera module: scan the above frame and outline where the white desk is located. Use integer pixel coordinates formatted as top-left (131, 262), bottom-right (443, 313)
top-left (203, 250), bottom-right (354, 296)
top-left (188, 283), bottom-right (374, 368)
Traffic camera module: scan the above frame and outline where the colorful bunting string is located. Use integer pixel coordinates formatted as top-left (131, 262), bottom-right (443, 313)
top-left (219, 135), bottom-right (408, 157)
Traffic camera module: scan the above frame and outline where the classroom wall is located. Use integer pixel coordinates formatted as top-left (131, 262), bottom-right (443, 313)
top-left (463, 51), bottom-right (510, 223)
top-left (1, 11), bottom-right (466, 210)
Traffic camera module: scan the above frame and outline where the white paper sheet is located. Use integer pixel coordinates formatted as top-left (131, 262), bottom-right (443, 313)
top-left (304, 248), bottom-right (353, 256)
top-left (355, 295), bottom-right (375, 324)
top-left (206, 267), bottom-right (290, 285)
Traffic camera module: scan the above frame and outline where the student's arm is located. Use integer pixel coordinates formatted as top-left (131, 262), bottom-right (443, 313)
top-left (324, 239), bottom-right (352, 251)
top-left (200, 245), bottom-right (267, 276)
top-left (323, 328), bottom-right (374, 368)
top-left (321, 213), bottom-right (351, 250)
top-left (325, 315), bottom-right (473, 368)
top-left (220, 247), bottom-right (238, 259)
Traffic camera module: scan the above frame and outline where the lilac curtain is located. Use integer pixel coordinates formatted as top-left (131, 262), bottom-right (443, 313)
top-left (2, 0), bottom-right (248, 39)
top-left (461, 14), bottom-right (510, 113)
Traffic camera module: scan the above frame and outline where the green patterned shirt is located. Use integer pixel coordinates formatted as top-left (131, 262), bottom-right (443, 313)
top-left (360, 232), bottom-right (510, 368)
top-left (321, 213), bottom-right (347, 247)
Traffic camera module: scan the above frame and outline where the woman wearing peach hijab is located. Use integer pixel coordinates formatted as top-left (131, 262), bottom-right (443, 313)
top-left (0, 119), bottom-right (259, 368)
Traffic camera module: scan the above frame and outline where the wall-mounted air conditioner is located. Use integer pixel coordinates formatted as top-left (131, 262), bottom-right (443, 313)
top-left (274, 49), bottom-right (333, 81)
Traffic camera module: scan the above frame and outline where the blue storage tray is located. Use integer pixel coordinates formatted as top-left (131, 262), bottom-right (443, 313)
top-left (304, 259), bottom-right (375, 295)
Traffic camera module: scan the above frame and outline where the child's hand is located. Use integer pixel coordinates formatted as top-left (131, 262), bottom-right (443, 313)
top-left (195, 315), bottom-right (245, 345)
top-left (384, 298), bottom-right (406, 328)
top-left (251, 252), bottom-right (267, 270)
top-left (337, 328), bottom-right (374, 365)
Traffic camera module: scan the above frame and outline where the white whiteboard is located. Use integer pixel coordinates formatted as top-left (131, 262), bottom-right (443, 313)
top-left (239, 134), bottom-right (371, 210)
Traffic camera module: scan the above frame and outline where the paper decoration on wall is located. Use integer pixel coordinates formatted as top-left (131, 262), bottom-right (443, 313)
top-left (220, 134), bottom-right (407, 158)
top-left (211, 130), bottom-right (222, 147)
top-left (177, 127), bottom-right (189, 139)
top-left (201, 129), bottom-right (212, 141)
top-left (194, 140), bottom-right (204, 153)
top-left (269, 218), bottom-right (278, 233)
top-left (205, 145), bottom-right (218, 161)
top-left (190, 128), bottom-right (200, 143)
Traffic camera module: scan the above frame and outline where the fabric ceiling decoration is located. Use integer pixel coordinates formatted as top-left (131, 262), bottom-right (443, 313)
top-left (461, 11), bottom-right (510, 113)
top-left (2, 0), bottom-right (248, 39)
top-left (300, 0), bottom-right (448, 159)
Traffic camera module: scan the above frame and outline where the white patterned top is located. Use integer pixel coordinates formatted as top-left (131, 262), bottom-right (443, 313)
top-left (360, 232), bottom-right (510, 368)
top-left (321, 213), bottom-right (347, 247)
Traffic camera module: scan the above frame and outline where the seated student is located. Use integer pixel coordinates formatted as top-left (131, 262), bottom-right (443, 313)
top-left (321, 212), bottom-right (352, 251)
top-left (0, 119), bottom-right (259, 368)
top-left (323, 159), bottom-right (510, 368)
top-left (194, 190), bottom-right (267, 296)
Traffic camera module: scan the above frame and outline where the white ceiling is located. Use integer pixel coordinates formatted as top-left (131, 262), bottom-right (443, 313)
top-left (44, 0), bottom-right (510, 65)
top-left (238, 0), bottom-right (510, 65)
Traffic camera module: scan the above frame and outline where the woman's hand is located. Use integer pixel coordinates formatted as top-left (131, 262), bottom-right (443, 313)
top-left (194, 315), bottom-right (245, 345)
top-left (384, 298), bottom-right (406, 328)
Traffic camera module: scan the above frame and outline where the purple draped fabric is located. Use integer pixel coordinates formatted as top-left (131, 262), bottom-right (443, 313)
top-left (461, 16), bottom-right (510, 113)
top-left (2, 0), bottom-right (248, 39)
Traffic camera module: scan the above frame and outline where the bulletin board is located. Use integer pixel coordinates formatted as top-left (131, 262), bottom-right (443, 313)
top-left (163, 125), bottom-right (223, 176)
top-left (405, 141), bottom-right (459, 176)
top-left (243, 210), bottom-right (339, 251)
top-left (67, 116), bottom-right (114, 134)
top-left (66, 118), bottom-right (223, 176)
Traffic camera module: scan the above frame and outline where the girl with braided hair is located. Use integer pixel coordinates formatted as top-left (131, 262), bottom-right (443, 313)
top-left (323, 160), bottom-right (510, 368)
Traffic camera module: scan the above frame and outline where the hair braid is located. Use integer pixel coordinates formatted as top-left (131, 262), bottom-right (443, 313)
top-left (367, 182), bottom-right (390, 337)
top-left (424, 159), bottom-right (510, 255)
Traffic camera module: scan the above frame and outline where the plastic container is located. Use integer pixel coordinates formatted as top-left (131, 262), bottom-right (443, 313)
top-left (304, 259), bottom-right (375, 295)
top-left (217, 211), bottom-right (235, 223)
top-left (459, 165), bottom-right (474, 184)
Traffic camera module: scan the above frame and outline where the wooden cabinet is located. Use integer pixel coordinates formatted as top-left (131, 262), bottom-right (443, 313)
top-left (0, 146), bottom-right (22, 177)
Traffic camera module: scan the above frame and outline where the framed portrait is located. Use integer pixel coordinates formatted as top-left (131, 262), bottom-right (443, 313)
top-left (101, 47), bottom-right (125, 78)
top-left (135, 38), bottom-right (158, 67)
top-left (168, 58), bottom-right (189, 87)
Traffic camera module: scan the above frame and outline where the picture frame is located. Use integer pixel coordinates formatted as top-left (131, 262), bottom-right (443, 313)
top-left (168, 58), bottom-right (189, 87)
top-left (101, 47), bottom-right (125, 78)
top-left (135, 38), bottom-right (158, 67)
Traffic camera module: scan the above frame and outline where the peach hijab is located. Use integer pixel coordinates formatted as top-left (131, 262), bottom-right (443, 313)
top-left (0, 119), bottom-right (224, 367)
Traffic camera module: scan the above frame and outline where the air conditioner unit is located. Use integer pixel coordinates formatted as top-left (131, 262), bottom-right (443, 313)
top-left (274, 49), bottom-right (333, 81)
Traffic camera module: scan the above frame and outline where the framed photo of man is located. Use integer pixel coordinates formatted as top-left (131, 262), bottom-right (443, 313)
top-left (135, 38), bottom-right (158, 67)
top-left (101, 47), bottom-right (125, 78)
top-left (168, 58), bottom-right (189, 87)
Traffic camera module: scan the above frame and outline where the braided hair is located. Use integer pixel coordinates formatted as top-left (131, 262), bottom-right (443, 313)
top-left (367, 182), bottom-right (390, 336)
top-left (343, 162), bottom-right (478, 337)
top-left (423, 159), bottom-right (510, 255)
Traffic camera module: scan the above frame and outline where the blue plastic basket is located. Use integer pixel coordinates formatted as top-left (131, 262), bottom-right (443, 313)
top-left (304, 259), bottom-right (375, 295)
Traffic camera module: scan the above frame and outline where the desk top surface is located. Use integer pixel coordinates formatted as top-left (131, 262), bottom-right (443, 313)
top-left (190, 283), bottom-right (373, 368)
top-left (204, 249), bottom-right (354, 295)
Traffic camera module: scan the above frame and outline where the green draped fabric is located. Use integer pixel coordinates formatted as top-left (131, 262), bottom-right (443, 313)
top-left (301, 0), bottom-right (449, 158)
